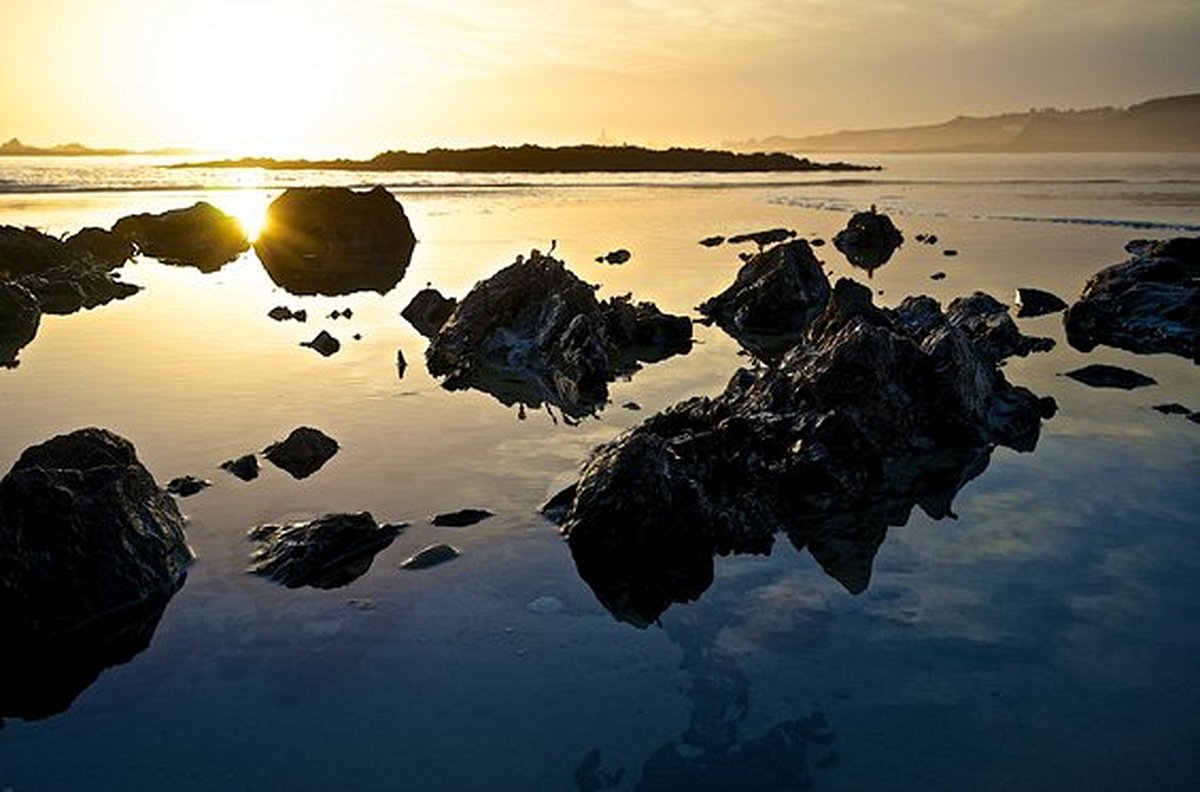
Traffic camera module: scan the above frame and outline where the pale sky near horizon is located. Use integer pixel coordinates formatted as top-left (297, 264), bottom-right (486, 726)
top-left (1, 0), bottom-right (1197, 156)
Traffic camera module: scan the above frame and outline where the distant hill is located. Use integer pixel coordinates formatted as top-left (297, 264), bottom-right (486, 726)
top-left (176, 144), bottom-right (880, 173)
top-left (0, 138), bottom-right (132, 156)
top-left (731, 93), bottom-right (1200, 154)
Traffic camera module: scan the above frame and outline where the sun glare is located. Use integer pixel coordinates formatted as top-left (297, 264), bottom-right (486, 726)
top-left (214, 186), bottom-right (273, 242)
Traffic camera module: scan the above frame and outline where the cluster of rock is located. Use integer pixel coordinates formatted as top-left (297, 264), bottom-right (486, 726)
top-left (1064, 237), bottom-right (1199, 363)
top-left (417, 249), bottom-right (692, 417)
top-left (544, 278), bottom-right (1056, 626)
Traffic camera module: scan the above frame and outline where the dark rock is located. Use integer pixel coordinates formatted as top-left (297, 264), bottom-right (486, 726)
top-left (0, 428), bottom-right (191, 719)
top-left (1063, 237), bottom-right (1200, 362)
top-left (0, 224), bottom-right (84, 276)
top-left (268, 305), bottom-right (305, 322)
top-left (727, 228), bottom-right (796, 249)
top-left (943, 249), bottom-right (959, 257)
top-left (597, 249), bottom-right (631, 265)
top-left (262, 426), bottom-right (339, 479)
top-left (220, 454), bottom-right (259, 481)
top-left (63, 227), bottom-right (134, 269)
top-left (1, 225), bottom-right (141, 317)
top-left (401, 287), bottom-right (457, 338)
top-left (623, 402), bottom-right (642, 411)
top-left (300, 329), bottom-right (340, 357)
top-left (697, 239), bottom-right (831, 360)
top-left (930, 272), bottom-right (946, 281)
top-left (832, 208), bottom-right (903, 274)
top-left (248, 512), bottom-right (402, 589)
top-left (425, 250), bottom-right (691, 417)
top-left (945, 291), bottom-right (1055, 363)
top-left (1189, 412), bottom-right (1200, 425)
top-left (1063, 363), bottom-right (1157, 390)
top-left (400, 543), bottom-right (460, 570)
top-left (544, 279), bottom-right (1050, 626)
top-left (113, 202), bottom-right (248, 271)
top-left (811, 237), bottom-right (825, 247)
top-left (0, 281), bottom-right (40, 367)
top-left (166, 475), bottom-right (210, 497)
top-left (396, 348), bottom-right (407, 379)
top-left (430, 508), bottom-right (494, 527)
top-left (699, 236), bottom-right (725, 248)
top-left (1152, 403), bottom-right (1192, 415)
top-left (254, 186), bottom-right (417, 296)
top-left (1015, 287), bottom-right (1068, 318)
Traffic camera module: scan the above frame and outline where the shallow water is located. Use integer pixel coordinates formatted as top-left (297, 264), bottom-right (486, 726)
top-left (1, 154), bottom-right (1199, 790)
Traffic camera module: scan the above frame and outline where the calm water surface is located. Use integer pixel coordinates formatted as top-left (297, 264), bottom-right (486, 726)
top-left (1, 154), bottom-right (1198, 790)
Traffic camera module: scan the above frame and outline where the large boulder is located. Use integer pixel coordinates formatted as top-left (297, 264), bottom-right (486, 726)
top-left (426, 249), bottom-right (692, 417)
top-left (833, 208), bottom-right (904, 275)
top-left (248, 512), bottom-right (403, 589)
top-left (1064, 237), bottom-right (1200, 363)
top-left (255, 186), bottom-right (417, 296)
top-left (544, 280), bottom-right (1053, 626)
top-left (697, 239), bottom-right (831, 359)
top-left (401, 287), bottom-right (457, 338)
top-left (0, 428), bottom-right (192, 720)
top-left (0, 281), bottom-right (40, 367)
top-left (113, 202), bottom-right (248, 271)
top-left (262, 426), bottom-right (339, 479)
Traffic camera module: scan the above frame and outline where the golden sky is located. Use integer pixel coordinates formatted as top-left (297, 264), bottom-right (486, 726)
top-left (2, 0), bottom-right (1197, 156)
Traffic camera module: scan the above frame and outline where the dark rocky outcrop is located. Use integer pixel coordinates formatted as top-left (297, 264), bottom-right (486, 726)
top-left (430, 508), bottom-right (494, 527)
top-left (544, 279), bottom-right (1053, 626)
top-left (833, 208), bottom-right (903, 275)
top-left (0, 282), bottom-right (40, 367)
top-left (268, 305), bottom-right (307, 322)
top-left (1015, 287), bottom-right (1068, 317)
top-left (254, 186), bottom-right (417, 296)
top-left (596, 249), bottom-right (631, 265)
top-left (944, 292), bottom-right (1055, 362)
top-left (0, 428), bottom-right (192, 720)
top-left (113, 202), bottom-right (248, 271)
top-left (220, 454), bottom-right (259, 481)
top-left (63, 227), bottom-right (135, 269)
top-left (726, 228), bottom-right (796, 249)
top-left (248, 512), bottom-right (403, 589)
top-left (401, 287), bottom-right (457, 338)
top-left (1064, 238), bottom-right (1200, 363)
top-left (262, 426), bottom-right (339, 479)
top-left (1063, 363), bottom-right (1157, 389)
top-left (425, 250), bottom-right (692, 417)
top-left (1, 225), bottom-right (141, 318)
top-left (699, 235), bottom-right (725, 248)
top-left (697, 239), bottom-right (831, 360)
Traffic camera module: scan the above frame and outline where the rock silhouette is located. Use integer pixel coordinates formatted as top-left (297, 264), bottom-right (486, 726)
top-left (113, 202), bottom-right (248, 271)
top-left (248, 512), bottom-right (404, 589)
top-left (833, 208), bottom-right (904, 275)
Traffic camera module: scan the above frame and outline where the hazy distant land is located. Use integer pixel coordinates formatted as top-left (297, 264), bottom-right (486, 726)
top-left (174, 144), bottom-right (880, 173)
top-left (731, 93), bottom-right (1200, 154)
top-left (0, 138), bottom-right (195, 157)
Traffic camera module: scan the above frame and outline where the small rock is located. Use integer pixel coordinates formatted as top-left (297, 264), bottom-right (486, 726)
top-left (220, 454), bottom-right (259, 481)
top-left (268, 306), bottom-right (295, 321)
top-left (943, 249), bottom-right (958, 257)
top-left (1188, 413), bottom-right (1200, 425)
top-left (401, 543), bottom-right (460, 570)
top-left (293, 309), bottom-right (307, 322)
top-left (431, 508), bottom-right (494, 527)
top-left (699, 236), bottom-right (725, 248)
top-left (622, 402), bottom-right (642, 411)
top-left (1014, 287), bottom-right (1068, 318)
top-left (1063, 363), bottom-right (1157, 390)
top-left (342, 308), bottom-right (353, 319)
top-left (301, 330), bottom-right (340, 357)
top-left (352, 333), bottom-right (362, 341)
top-left (810, 238), bottom-right (825, 247)
top-left (598, 249), bottom-right (632, 265)
top-left (396, 348), bottom-right (407, 379)
top-left (329, 309), bottom-right (341, 319)
top-left (248, 512), bottom-right (403, 589)
top-left (1152, 403), bottom-right (1192, 415)
top-left (930, 272), bottom-right (946, 280)
top-left (166, 475), bottom-right (211, 497)
top-left (263, 426), bottom-right (339, 479)
top-left (401, 287), bottom-right (457, 338)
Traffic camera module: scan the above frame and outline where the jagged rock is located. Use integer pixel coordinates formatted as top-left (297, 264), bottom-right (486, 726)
top-left (255, 186), bottom-right (417, 296)
top-left (1063, 363), bottom-right (1157, 389)
top-left (426, 250), bottom-right (692, 417)
top-left (544, 279), bottom-right (1052, 626)
top-left (0, 282), bottom-right (40, 367)
top-left (166, 475), bottom-right (210, 497)
top-left (401, 287), bottom-right (457, 338)
top-left (113, 202), bottom-right (248, 271)
top-left (699, 236), bottom-right (725, 248)
top-left (597, 249), bottom-right (631, 265)
top-left (1, 225), bottom-right (141, 317)
top-left (1014, 287), bottom-right (1068, 318)
top-left (400, 543), bottom-right (460, 570)
top-left (63, 227), bottom-right (135, 269)
top-left (300, 330), bottom-right (340, 357)
top-left (220, 454), bottom-right (259, 481)
top-left (396, 348), bottom-right (407, 379)
top-left (944, 291), bottom-right (1055, 362)
top-left (697, 239), bottom-right (831, 360)
top-left (1064, 237), bottom-right (1200, 362)
top-left (430, 508), bottom-right (494, 527)
top-left (0, 428), bottom-right (192, 720)
top-left (833, 208), bottom-right (903, 274)
top-left (262, 426), bottom-right (339, 479)
top-left (727, 228), bottom-right (796, 249)
top-left (248, 512), bottom-right (403, 589)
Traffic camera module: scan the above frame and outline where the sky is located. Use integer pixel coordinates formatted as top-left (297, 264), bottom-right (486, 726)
top-left (1, 0), bottom-right (1197, 156)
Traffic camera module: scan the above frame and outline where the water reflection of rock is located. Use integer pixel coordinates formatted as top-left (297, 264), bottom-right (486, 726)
top-left (833, 207), bottom-right (904, 276)
top-left (424, 249), bottom-right (692, 419)
top-left (547, 279), bottom-right (1054, 626)
top-left (0, 428), bottom-right (192, 721)
top-left (255, 186), bottom-right (416, 296)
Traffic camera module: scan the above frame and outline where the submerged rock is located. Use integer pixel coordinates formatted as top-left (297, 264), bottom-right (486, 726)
top-left (248, 512), bottom-right (403, 589)
top-left (400, 543), bottom-right (460, 570)
top-left (0, 282), bottom-right (40, 367)
top-left (430, 508), bottom-right (494, 527)
top-left (263, 426), bottom-right (339, 479)
top-left (166, 475), bottom-right (211, 497)
top-left (1063, 363), bottom-right (1157, 390)
top-left (697, 239), bottom-right (831, 359)
top-left (220, 454), bottom-right (259, 481)
top-left (1064, 237), bottom-right (1200, 363)
top-left (544, 279), bottom-right (1052, 626)
top-left (1014, 287), bottom-right (1068, 318)
top-left (426, 249), bottom-right (692, 417)
top-left (113, 202), bottom-right (248, 271)
top-left (255, 186), bottom-right (416, 296)
top-left (401, 287), bottom-right (457, 338)
top-left (0, 428), bottom-right (192, 720)
top-left (833, 208), bottom-right (903, 275)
